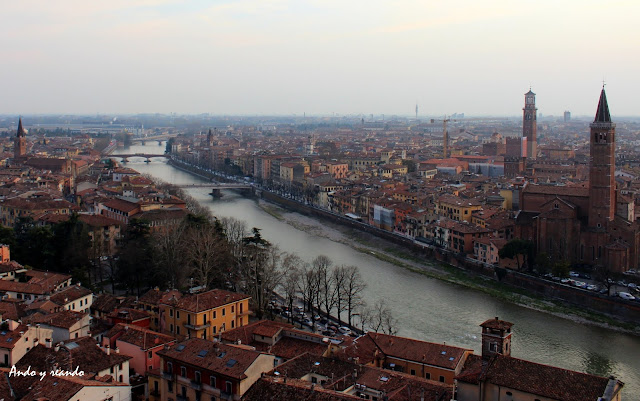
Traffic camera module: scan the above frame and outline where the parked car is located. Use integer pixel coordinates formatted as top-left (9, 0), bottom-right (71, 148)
top-left (618, 292), bottom-right (636, 301)
top-left (338, 326), bottom-right (352, 335)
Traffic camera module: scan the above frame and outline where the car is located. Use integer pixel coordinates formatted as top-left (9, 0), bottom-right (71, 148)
top-left (569, 271), bottom-right (580, 277)
top-left (282, 310), bottom-right (292, 318)
top-left (338, 326), bottom-right (352, 335)
top-left (294, 306), bottom-right (304, 313)
top-left (628, 283), bottom-right (638, 289)
top-left (313, 314), bottom-right (321, 321)
top-left (587, 284), bottom-right (598, 291)
top-left (561, 278), bottom-right (571, 284)
top-left (618, 292), bottom-right (636, 301)
top-left (303, 318), bottom-right (313, 327)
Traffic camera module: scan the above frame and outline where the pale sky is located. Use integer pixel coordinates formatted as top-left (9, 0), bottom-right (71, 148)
top-left (1, 1), bottom-right (639, 117)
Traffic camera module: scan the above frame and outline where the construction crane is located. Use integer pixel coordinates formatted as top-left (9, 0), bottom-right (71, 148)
top-left (431, 116), bottom-right (453, 158)
top-left (430, 116), bottom-right (508, 158)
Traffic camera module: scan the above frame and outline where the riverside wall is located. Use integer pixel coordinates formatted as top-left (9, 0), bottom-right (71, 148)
top-left (261, 191), bottom-right (640, 325)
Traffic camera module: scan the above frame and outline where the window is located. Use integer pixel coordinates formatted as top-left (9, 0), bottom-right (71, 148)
top-left (119, 375), bottom-right (123, 382)
top-left (425, 373), bottom-right (431, 380)
top-left (176, 326), bottom-right (180, 335)
top-left (210, 376), bottom-right (216, 387)
top-left (239, 303), bottom-right (243, 313)
top-left (170, 324), bottom-right (174, 332)
top-left (213, 326), bottom-right (217, 334)
top-left (506, 391), bottom-right (513, 396)
top-left (489, 342), bottom-right (498, 352)
top-left (213, 311), bottom-right (217, 319)
top-left (311, 377), bottom-right (317, 384)
top-left (168, 381), bottom-right (173, 393)
top-left (181, 366), bottom-right (186, 377)
top-left (149, 351), bottom-right (153, 359)
top-left (188, 314), bottom-right (191, 325)
top-left (195, 371), bottom-right (201, 383)
top-left (410, 369), bottom-right (416, 375)
top-left (222, 308), bottom-right (226, 316)
top-left (169, 309), bottom-right (173, 317)
top-left (439, 376), bottom-right (445, 383)
top-left (225, 381), bottom-right (232, 394)
top-left (231, 320), bottom-right (235, 329)
top-left (231, 305), bottom-right (234, 313)
top-left (167, 362), bottom-right (173, 374)
top-left (176, 311), bottom-right (180, 319)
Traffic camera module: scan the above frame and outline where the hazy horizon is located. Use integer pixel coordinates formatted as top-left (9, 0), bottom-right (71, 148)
top-left (2, 1), bottom-right (639, 116)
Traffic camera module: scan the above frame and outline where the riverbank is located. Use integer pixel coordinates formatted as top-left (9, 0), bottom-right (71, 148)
top-left (255, 199), bottom-right (640, 336)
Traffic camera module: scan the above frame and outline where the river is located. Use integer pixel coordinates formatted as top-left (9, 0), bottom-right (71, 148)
top-left (113, 143), bottom-right (639, 398)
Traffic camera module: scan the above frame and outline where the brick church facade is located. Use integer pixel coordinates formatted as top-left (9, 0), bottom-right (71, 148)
top-left (517, 88), bottom-right (639, 273)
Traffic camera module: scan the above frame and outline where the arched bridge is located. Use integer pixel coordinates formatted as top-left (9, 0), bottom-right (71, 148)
top-left (110, 153), bottom-right (170, 163)
top-left (175, 183), bottom-right (253, 189)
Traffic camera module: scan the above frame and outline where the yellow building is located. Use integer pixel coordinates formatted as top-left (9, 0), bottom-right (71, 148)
top-left (435, 195), bottom-right (483, 222)
top-left (160, 289), bottom-right (251, 341)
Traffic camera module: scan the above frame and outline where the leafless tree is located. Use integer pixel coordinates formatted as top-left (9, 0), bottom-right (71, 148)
top-left (342, 265), bottom-right (366, 327)
top-left (183, 224), bottom-right (231, 289)
top-left (279, 253), bottom-right (302, 323)
top-left (313, 255), bottom-right (337, 319)
top-left (332, 265), bottom-right (348, 325)
top-left (298, 262), bottom-right (320, 314)
top-left (362, 299), bottom-right (397, 335)
top-left (152, 223), bottom-right (188, 289)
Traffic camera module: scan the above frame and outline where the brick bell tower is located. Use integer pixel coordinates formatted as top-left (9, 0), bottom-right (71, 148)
top-left (523, 89), bottom-right (537, 160)
top-left (588, 87), bottom-right (616, 229)
top-left (14, 117), bottom-right (27, 159)
top-left (480, 317), bottom-right (513, 360)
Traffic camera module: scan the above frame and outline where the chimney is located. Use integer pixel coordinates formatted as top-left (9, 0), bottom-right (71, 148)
top-left (106, 345), bottom-right (110, 355)
top-left (45, 338), bottom-right (52, 349)
top-left (115, 347), bottom-right (120, 354)
top-left (54, 344), bottom-right (60, 352)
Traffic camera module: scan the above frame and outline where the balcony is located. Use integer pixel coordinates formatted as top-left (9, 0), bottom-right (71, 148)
top-left (162, 371), bottom-right (173, 380)
top-left (184, 322), bottom-right (211, 331)
top-left (190, 380), bottom-right (202, 391)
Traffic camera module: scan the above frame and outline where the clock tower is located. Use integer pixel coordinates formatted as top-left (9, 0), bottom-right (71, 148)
top-left (523, 89), bottom-right (537, 159)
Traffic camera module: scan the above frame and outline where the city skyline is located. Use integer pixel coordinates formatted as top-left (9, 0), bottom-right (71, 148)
top-left (1, 1), bottom-right (639, 116)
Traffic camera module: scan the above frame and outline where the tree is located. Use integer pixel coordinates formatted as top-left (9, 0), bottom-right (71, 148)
top-left (594, 265), bottom-right (615, 296)
top-left (241, 228), bottom-right (282, 319)
top-left (361, 299), bottom-right (397, 335)
top-left (552, 260), bottom-right (571, 279)
top-left (341, 265), bottom-right (366, 327)
top-left (313, 255), bottom-right (336, 319)
top-left (116, 219), bottom-right (154, 296)
top-left (534, 252), bottom-right (552, 275)
top-left (279, 253), bottom-right (302, 324)
top-left (499, 239), bottom-right (534, 271)
top-left (183, 222), bottom-right (232, 290)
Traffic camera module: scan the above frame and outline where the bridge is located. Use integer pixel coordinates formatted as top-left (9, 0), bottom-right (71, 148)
top-left (130, 133), bottom-right (179, 144)
top-left (110, 153), bottom-right (170, 163)
top-left (176, 183), bottom-right (253, 189)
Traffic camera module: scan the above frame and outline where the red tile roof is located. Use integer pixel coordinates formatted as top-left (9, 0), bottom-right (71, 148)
top-left (162, 289), bottom-right (250, 313)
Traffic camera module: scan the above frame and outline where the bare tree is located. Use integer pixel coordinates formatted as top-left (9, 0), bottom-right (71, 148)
top-left (332, 265), bottom-right (348, 325)
top-left (313, 255), bottom-right (337, 319)
top-left (342, 265), bottom-right (366, 327)
top-left (279, 253), bottom-right (302, 324)
top-left (298, 262), bottom-right (320, 315)
top-left (183, 224), bottom-right (231, 289)
top-left (362, 299), bottom-right (398, 335)
top-left (152, 223), bottom-right (188, 289)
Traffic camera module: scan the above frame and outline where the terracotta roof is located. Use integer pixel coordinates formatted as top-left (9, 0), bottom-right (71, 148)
top-left (162, 289), bottom-right (250, 313)
top-left (49, 285), bottom-right (92, 306)
top-left (480, 317), bottom-right (513, 331)
top-left (17, 337), bottom-right (131, 378)
top-left (29, 310), bottom-right (87, 329)
top-left (0, 324), bottom-right (28, 349)
top-left (106, 323), bottom-right (174, 350)
top-left (158, 338), bottom-right (264, 380)
top-left (138, 288), bottom-right (181, 306)
top-left (102, 198), bottom-right (139, 213)
top-left (244, 377), bottom-right (360, 401)
top-left (221, 320), bottom-right (292, 344)
top-left (107, 308), bottom-right (150, 322)
top-left (368, 332), bottom-right (470, 370)
top-left (0, 299), bottom-right (27, 321)
top-left (78, 214), bottom-right (123, 227)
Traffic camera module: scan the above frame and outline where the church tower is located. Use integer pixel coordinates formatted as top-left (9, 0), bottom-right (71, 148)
top-left (523, 89), bottom-right (537, 159)
top-left (588, 87), bottom-right (616, 229)
top-left (14, 117), bottom-right (27, 159)
top-left (480, 317), bottom-right (513, 360)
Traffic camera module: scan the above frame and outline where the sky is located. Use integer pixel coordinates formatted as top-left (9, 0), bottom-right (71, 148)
top-left (1, 0), bottom-right (639, 117)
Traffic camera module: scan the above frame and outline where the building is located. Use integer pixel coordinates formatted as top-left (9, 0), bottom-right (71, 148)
top-left (14, 118), bottom-right (27, 159)
top-left (455, 318), bottom-right (624, 401)
top-left (160, 289), bottom-right (251, 341)
top-left (435, 195), bottom-right (483, 222)
top-left (523, 89), bottom-right (538, 160)
top-left (152, 338), bottom-right (275, 401)
top-left (519, 88), bottom-right (640, 272)
top-left (0, 321), bottom-right (54, 366)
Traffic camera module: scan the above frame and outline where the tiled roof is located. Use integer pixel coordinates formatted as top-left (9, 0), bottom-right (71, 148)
top-left (163, 289), bottom-right (250, 313)
top-left (157, 338), bottom-right (263, 380)
top-left (29, 310), bottom-right (87, 329)
top-left (221, 320), bottom-right (292, 344)
top-left (107, 308), bottom-right (150, 322)
top-left (480, 317), bottom-right (513, 331)
top-left (138, 288), bottom-right (181, 306)
top-left (17, 337), bottom-right (131, 377)
top-left (78, 214), bottom-right (123, 227)
top-left (49, 285), bottom-right (92, 306)
top-left (0, 324), bottom-right (28, 350)
top-left (243, 377), bottom-right (360, 401)
top-left (0, 300), bottom-right (27, 321)
top-left (106, 323), bottom-right (174, 350)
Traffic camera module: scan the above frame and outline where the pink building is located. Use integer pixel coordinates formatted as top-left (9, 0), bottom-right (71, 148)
top-left (103, 323), bottom-right (176, 375)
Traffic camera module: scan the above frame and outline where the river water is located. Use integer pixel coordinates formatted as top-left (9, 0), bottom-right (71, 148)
top-left (113, 143), bottom-right (639, 398)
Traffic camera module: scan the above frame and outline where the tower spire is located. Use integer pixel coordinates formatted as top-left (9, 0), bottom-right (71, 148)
top-left (16, 117), bottom-right (26, 138)
top-left (594, 87), bottom-right (611, 123)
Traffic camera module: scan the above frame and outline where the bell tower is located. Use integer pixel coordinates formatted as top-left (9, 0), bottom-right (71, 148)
top-left (588, 87), bottom-right (616, 229)
top-left (480, 317), bottom-right (513, 360)
top-left (14, 117), bottom-right (27, 159)
top-left (523, 89), bottom-right (537, 159)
